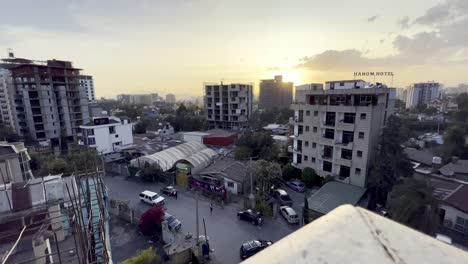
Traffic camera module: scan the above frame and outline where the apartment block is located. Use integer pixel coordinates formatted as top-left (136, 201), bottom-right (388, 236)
top-left (0, 54), bottom-right (90, 144)
top-left (166, 93), bottom-right (176, 104)
top-left (0, 69), bottom-right (16, 130)
top-left (406, 82), bottom-right (441, 109)
top-left (79, 75), bottom-right (95, 101)
top-left (259, 75), bottom-right (293, 110)
top-left (290, 80), bottom-right (395, 187)
top-left (204, 83), bottom-right (253, 130)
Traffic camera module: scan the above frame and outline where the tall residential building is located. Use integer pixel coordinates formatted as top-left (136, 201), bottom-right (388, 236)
top-left (259, 75), bottom-right (293, 110)
top-left (116, 93), bottom-right (157, 105)
top-left (0, 54), bottom-right (90, 144)
top-left (0, 69), bottom-right (16, 130)
top-left (79, 75), bottom-right (95, 101)
top-left (290, 80), bottom-right (395, 187)
top-left (204, 82), bottom-right (253, 130)
top-left (166, 93), bottom-right (176, 104)
top-left (406, 82), bottom-right (441, 109)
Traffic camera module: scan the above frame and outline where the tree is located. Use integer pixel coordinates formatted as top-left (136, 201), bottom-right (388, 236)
top-left (369, 115), bottom-right (414, 207)
top-left (138, 163), bottom-right (161, 182)
top-left (236, 132), bottom-right (277, 161)
top-left (387, 178), bottom-right (440, 234)
top-left (423, 106), bottom-right (438, 116)
top-left (175, 103), bottom-right (188, 116)
top-left (134, 120), bottom-right (149, 134)
top-left (282, 164), bottom-right (300, 181)
top-left (442, 124), bottom-right (468, 160)
top-left (245, 160), bottom-right (282, 199)
top-left (301, 167), bottom-right (320, 187)
top-left (122, 247), bottom-right (159, 264)
top-left (0, 125), bottom-right (21, 142)
top-left (139, 205), bottom-right (165, 236)
top-left (454, 93), bottom-right (468, 122)
top-left (234, 146), bottom-right (252, 160)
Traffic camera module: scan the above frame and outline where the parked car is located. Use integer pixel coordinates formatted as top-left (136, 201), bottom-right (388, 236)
top-left (279, 206), bottom-right (299, 224)
top-left (286, 180), bottom-right (305, 192)
top-left (272, 189), bottom-right (293, 206)
top-left (239, 240), bottom-right (273, 260)
top-left (160, 186), bottom-right (177, 196)
top-left (139, 190), bottom-right (165, 206)
top-left (164, 213), bottom-right (182, 231)
top-left (237, 209), bottom-right (263, 225)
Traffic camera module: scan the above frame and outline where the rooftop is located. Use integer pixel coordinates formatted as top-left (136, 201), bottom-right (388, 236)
top-left (440, 160), bottom-right (468, 177)
top-left (307, 181), bottom-right (366, 215)
top-left (403, 148), bottom-right (435, 166)
top-left (444, 184), bottom-right (468, 214)
top-left (197, 158), bottom-right (246, 183)
top-left (242, 205), bottom-right (468, 264)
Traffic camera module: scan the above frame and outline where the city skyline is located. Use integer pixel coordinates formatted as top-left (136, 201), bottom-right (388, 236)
top-left (1, 0), bottom-right (467, 98)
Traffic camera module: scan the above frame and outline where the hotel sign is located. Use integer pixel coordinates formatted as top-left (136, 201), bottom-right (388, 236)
top-left (354, 72), bottom-right (394, 77)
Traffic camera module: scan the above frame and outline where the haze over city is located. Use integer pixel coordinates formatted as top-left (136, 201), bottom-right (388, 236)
top-left (1, 0), bottom-right (467, 98)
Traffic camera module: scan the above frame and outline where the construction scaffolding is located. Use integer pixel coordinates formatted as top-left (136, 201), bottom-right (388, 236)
top-left (0, 150), bottom-right (112, 264)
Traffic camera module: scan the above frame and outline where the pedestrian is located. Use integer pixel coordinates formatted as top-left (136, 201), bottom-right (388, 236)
top-left (175, 191), bottom-right (178, 200)
top-left (210, 203), bottom-right (213, 214)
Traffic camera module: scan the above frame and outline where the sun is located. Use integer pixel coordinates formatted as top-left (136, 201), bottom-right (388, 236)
top-left (269, 68), bottom-right (306, 85)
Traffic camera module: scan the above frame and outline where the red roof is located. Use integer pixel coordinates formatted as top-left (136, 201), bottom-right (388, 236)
top-left (444, 184), bottom-right (468, 214)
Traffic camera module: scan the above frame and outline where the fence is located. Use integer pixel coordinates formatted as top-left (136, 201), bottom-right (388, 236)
top-left (109, 199), bottom-right (142, 225)
top-left (105, 163), bottom-right (129, 177)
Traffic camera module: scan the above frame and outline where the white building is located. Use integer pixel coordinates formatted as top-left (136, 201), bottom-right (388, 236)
top-left (79, 75), bottom-right (95, 101)
top-left (406, 82), bottom-right (441, 109)
top-left (166, 93), bottom-right (176, 104)
top-left (80, 116), bottom-right (133, 154)
top-left (290, 80), bottom-right (395, 187)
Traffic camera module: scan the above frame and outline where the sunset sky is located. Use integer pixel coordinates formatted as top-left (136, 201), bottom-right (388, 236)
top-left (1, 0), bottom-right (467, 98)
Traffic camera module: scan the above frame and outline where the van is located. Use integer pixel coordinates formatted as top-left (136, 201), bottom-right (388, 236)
top-left (139, 190), bottom-right (165, 205)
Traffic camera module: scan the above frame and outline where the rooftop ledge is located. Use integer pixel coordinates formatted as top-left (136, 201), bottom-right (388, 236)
top-left (242, 205), bottom-right (468, 264)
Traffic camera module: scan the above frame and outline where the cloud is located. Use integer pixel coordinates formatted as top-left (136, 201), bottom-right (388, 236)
top-left (414, 0), bottom-right (468, 26)
top-left (367, 15), bottom-right (378, 22)
top-left (397, 16), bottom-right (410, 29)
top-left (379, 39), bottom-right (385, 45)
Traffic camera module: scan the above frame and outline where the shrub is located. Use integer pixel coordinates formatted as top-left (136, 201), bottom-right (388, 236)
top-left (282, 164), bottom-right (300, 181)
top-left (302, 167), bottom-right (320, 187)
top-left (122, 247), bottom-right (159, 264)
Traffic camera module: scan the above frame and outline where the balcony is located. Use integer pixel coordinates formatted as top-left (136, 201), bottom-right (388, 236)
top-left (335, 121), bottom-right (355, 131)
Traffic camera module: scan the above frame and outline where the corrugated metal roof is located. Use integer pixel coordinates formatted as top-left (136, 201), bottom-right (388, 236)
top-left (130, 141), bottom-right (217, 172)
top-left (307, 181), bottom-right (366, 215)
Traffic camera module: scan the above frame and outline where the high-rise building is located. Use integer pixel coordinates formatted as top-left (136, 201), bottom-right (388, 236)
top-left (0, 69), bottom-right (16, 130)
top-left (259, 75), bottom-right (293, 110)
top-left (166, 93), bottom-right (176, 104)
top-left (290, 80), bottom-right (395, 187)
top-left (204, 82), bottom-right (253, 130)
top-left (116, 93), bottom-right (157, 105)
top-left (406, 82), bottom-right (441, 109)
top-left (79, 75), bottom-right (95, 101)
top-left (0, 54), bottom-right (90, 144)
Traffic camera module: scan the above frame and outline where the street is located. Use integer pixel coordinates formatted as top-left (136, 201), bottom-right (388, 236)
top-left (104, 175), bottom-right (303, 264)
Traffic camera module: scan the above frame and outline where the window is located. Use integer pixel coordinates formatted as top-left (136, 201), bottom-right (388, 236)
top-left (115, 134), bottom-right (119, 138)
top-left (109, 126), bottom-right (116, 134)
top-left (305, 141), bottom-right (309, 147)
top-left (358, 132), bottom-right (365, 139)
top-left (304, 155), bottom-right (308, 161)
top-left (340, 166), bottom-right (350, 178)
top-left (87, 129), bottom-right (94, 135)
top-left (306, 110), bottom-right (310, 116)
top-left (357, 151), bottom-right (363, 157)
top-left (325, 112), bottom-right (336, 126)
top-left (341, 149), bottom-right (352, 160)
top-left (311, 157), bottom-right (316, 163)
top-left (454, 217), bottom-right (468, 234)
top-left (305, 126), bottom-right (309, 132)
top-left (313, 127), bottom-right (317, 133)
top-left (314, 111), bottom-right (318, 116)
top-left (355, 168), bottom-right (361, 175)
top-left (343, 113), bottom-right (355, 124)
top-left (339, 82), bottom-right (345, 86)
top-left (312, 143), bottom-right (317, 148)
top-left (323, 145), bottom-right (333, 159)
top-left (360, 113), bottom-right (367, 120)
top-left (88, 137), bottom-right (96, 145)
top-left (227, 182), bottom-right (234, 188)
top-left (323, 161), bottom-right (332, 172)
top-left (342, 131), bottom-right (354, 144)
top-left (298, 125), bottom-right (304, 135)
top-left (324, 128), bottom-right (335, 139)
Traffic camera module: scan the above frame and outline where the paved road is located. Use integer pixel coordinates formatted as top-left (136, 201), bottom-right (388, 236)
top-left (104, 175), bottom-right (303, 264)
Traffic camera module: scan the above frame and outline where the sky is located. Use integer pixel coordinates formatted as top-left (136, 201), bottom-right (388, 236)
top-left (1, 0), bottom-right (467, 98)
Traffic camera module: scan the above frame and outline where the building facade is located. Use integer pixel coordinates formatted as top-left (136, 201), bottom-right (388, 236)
top-left (204, 83), bottom-right (253, 130)
top-left (290, 80), bottom-right (395, 187)
top-left (165, 93), bottom-right (176, 104)
top-left (79, 75), bottom-right (95, 101)
top-left (80, 116), bottom-right (133, 154)
top-left (406, 82), bottom-right (441, 109)
top-left (0, 54), bottom-right (90, 144)
top-left (0, 69), bottom-right (16, 130)
top-left (0, 142), bottom-right (33, 184)
top-left (259, 75), bottom-right (293, 110)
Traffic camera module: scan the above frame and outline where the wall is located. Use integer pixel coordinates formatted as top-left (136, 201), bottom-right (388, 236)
top-left (440, 204), bottom-right (468, 234)
top-left (0, 155), bottom-right (23, 184)
top-left (223, 177), bottom-right (239, 194)
top-left (183, 133), bottom-right (206, 143)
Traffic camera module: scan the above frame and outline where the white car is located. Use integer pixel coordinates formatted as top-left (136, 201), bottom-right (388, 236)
top-left (139, 190), bottom-right (165, 206)
top-left (280, 206), bottom-right (299, 224)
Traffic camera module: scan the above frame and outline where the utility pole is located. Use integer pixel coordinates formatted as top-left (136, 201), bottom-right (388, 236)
top-left (248, 157), bottom-right (255, 209)
top-left (195, 190), bottom-right (200, 257)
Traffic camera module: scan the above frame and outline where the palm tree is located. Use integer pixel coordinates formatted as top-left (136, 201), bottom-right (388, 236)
top-left (387, 178), bottom-right (440, 234)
